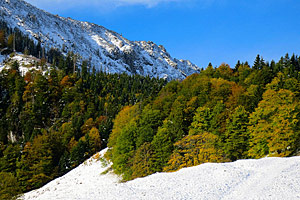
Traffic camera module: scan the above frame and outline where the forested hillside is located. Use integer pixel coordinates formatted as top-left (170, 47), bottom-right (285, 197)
top-left (1, 17), bottom-right (300, 200)
top-left (0, 23), bottom-right (166, 199)
top-left (106, 55), bottom-right (300, 181)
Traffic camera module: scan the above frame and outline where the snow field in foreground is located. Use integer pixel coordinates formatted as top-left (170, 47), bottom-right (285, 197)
top-left (21, 148), bottom-right (300, 200)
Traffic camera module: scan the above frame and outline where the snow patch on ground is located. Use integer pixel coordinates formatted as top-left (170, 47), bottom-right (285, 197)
top-left (0, 53), bottom-right (50, 75)
top-left (20, 148), bottom-right (300, 200)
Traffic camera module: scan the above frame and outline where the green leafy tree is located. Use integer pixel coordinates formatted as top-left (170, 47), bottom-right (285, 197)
top-left (107, 105), bottom-right (140, 149)
top-left (215, 63), bottom-right (233, 80)
top-left (189, 106), bottom-right (212, 135)
top-left (0, 172), bottom-right (21, 200)
top-left (135, 107), bottom-right (162, 148)
top-left (248, 88), bottom-right (300, 158)
top-left (110, 121), bottom-right (138, 180)
top-left (189, 102), bottom-right (226, 138)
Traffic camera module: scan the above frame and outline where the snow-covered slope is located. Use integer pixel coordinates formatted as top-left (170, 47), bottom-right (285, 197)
top-left (21, 148), bottom-right (300, 200)
top-left (0, 52), bottom-right (50, 75)
top-left (0, 0), bottom-right (200, 80)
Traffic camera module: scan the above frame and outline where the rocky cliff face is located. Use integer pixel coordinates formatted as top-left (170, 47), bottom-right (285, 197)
top-left (0, 0), bottom-right (200, 80)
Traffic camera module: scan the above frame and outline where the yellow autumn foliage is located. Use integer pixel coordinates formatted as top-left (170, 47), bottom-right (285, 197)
top-left (248, 89), bottom-right (300, 158)
top-left (164, 133), bottom-right (227, 172)
top-left (107, 104), bottom-right (140, 148)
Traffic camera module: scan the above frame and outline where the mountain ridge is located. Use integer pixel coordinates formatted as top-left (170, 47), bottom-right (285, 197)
top-left (0, 0), bottom-right (200, 80)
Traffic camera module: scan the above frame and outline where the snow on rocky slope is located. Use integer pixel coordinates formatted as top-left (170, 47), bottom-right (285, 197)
top-left (20, 148), bottom-right (300, 200)
top-left (0, 52), bottom-right (50, 75)
top-left (0, 0), bottom-right (200, 80)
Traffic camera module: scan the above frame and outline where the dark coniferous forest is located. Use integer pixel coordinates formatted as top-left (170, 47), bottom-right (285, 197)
top-left (0, 20), bottom-right (300, 199)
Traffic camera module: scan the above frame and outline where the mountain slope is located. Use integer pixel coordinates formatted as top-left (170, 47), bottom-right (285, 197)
top-left (0, 53), bottom-right (51, 76)
top-left (0, 0), bottom-right (200, 80)
top-left (20, 148), bottom-right (300, 200)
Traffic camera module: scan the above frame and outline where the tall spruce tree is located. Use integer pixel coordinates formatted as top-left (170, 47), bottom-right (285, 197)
top-left (224, 106), bottom-right (249, 161)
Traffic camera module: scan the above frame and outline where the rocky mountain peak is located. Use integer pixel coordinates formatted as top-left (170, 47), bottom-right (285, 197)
top-left (0, 0), bottom-right (200, 80)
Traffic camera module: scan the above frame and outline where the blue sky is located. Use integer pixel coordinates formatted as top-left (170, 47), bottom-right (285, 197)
top-left (26, 0), bottom-right (300, 68)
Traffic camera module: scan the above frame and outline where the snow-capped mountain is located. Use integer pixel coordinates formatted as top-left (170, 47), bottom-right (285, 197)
top-left (0, 0), bottom-right (200, 80)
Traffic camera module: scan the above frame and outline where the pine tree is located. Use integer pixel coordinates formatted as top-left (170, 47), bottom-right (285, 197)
top-left (253, 54), bottom-right (261, 70)
top-left (224, 106), bottom-right (249, 161)
top-left (234, 60), bottom-right (241, 72)
top-left (150, 125), bottom-right (173, 172)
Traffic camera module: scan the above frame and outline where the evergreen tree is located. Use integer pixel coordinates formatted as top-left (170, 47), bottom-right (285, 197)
top-left (224, 106), bottom-right (249, 161)
top-left (151, 125), bottom-right (174, 172)
top-left (253, 54), bottom-right (261, 70)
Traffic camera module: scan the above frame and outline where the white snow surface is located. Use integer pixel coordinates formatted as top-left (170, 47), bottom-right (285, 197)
top-left (0, 53), bottom-right (50, 75)
top-left (21, 148), bottom-right (300, 200)
top-left (0, 0), bottom-right (201, 80)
